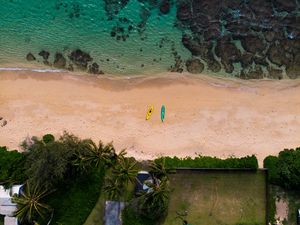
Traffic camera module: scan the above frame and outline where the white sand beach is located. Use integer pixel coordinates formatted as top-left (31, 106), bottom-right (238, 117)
top-left (1, 71), bottom-right (300, 166)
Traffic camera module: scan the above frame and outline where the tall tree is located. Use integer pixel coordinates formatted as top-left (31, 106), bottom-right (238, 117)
top-left (150, 158), bottom-right (171, 180)
top-left (139, 177), bottom-right (170, 219)
top-left (12, 182), bottom-right (53, 224)
top-left (103, 177), bottom-right (123, 200)
top-left (112, 157), bottom-right (138, 186)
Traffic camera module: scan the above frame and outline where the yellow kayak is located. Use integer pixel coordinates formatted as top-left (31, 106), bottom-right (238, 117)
top-left (146, 105), bottom-right (154, 120)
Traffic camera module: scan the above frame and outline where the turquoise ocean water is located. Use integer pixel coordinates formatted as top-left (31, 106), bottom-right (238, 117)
top-left (0, 0), bottom-right (190, 75)
top-left (0, 0), bottom-right (299, 77)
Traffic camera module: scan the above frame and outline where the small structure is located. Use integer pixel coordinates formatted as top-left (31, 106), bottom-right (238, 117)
top-left (0, 185), bottom-right (22, 225)
top-left (104, 201), bottom-right (125, 225)
top-left (135, 171), bottom-right (153, 193)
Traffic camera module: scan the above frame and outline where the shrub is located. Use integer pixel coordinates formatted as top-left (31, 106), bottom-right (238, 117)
top-left (0, 146), bottom-right (27, 187)
top-left (42, 134), bottom-right (55, 144)
top-left (264, 148), bottom-right (300, 189)
top-left (122, 206), bottom-right (155, 225)
top-left (263, 156), bottom-right (280, 184)
top-left (155, 155), bottom-right (258, 169)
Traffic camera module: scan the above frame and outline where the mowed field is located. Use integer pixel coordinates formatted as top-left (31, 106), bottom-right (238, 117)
top-left (164, 170), bottom-right (267, 225)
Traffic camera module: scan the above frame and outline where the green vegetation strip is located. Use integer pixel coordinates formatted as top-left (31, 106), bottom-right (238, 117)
top-left (156, 155), bottom-right (258, 169)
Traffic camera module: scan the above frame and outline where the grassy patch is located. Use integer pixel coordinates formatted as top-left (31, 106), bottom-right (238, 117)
top-left (45, 169), bottom-right (105, 225)
top-left (164, 170), bottom-right (267, 225)
top-left (83, 193), bottom-right (105, 225)
top-left (84, 174), bottom-right (136, 225)
top-left (0, 215), bottom-right (4, 225)
top-left (122, 206), bottom-right (156, 225)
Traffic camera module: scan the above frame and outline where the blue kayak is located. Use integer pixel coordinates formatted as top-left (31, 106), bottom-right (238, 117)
top-left (161, 105), bottom-right (165, 122)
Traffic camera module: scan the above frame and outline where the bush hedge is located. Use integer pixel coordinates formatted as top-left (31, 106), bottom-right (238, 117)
top-left (122, 206), bottom-right (155, 225)
top-left (264, 148), bottom-right (300, 189)
top-left (155, 155), bottom-right (258, 169)
top-left (42, 134), bottom-right (55, 144)
top-left (0, 146), bottom-right (27, 187)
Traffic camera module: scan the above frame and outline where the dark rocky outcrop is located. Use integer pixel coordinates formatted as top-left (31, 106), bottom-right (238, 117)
top-left (264, 31), bottom-right (276, 42)
top-left (53, 53), bottom-right (66, 68)
top-left (267, 43), bottom-right (293, 67)
top-left (174, 0), bottom-right (299, 78)
top-left (240, 35), bottom-right (265, 54)
top-left (215, 38), bottom-right (241, 73)
top-left (88, 62), bottom-right (102, 74)
top-left (254, 56), bottom-right (268, 67)
top-left (186, 58), bottom-right (204, 74)
top-left (26, 53), bottom-right (36, 61)
top-left (176, 2), bottom-right (192, 23)
top-left (1, 120), bottom-right (7, 127)
top-left (104, 0), bottom-right (130, 19)
top-left (159, 0), bottom-right (170, 14)
top-left (273, 0), bottom-right (297, 12)
top-left (267, 67), bottom-right (283, 80)
top-left (67, 64), bottom-right (74, 71)
top-left (239, 65), bottom-right (264, 79)
top-left (207, 59), bottom-right (221, 73)
top-left (69, 49), bottom-right (93, 69)
top-left (286, 53), bottom-right (300, 79)
top-left (240, 53), bottom-right (254, 68)
top-left (38, 50), bottom-right (50, 60)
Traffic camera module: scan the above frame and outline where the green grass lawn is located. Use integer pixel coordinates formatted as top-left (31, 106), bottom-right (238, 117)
top-left (0, 215), bottom-right (4, 225)
top-left (163, 170), bottom-right (267, 225)
top-left (45, 169), bottom-right (105, 225)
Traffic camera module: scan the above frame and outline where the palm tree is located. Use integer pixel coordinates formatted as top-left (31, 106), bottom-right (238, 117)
top-left (78, 140), bottom-right (119, 168)
top-left (149, 158), bottom-right (172, 180)
top-left (112, 157), bottom-right (138, 186)
top-left (12, 182), bottom-right (53, 224)
top-left (139, 177), bottom-right (170, 219)
top-left (103, 177), bottom-right (123, 200)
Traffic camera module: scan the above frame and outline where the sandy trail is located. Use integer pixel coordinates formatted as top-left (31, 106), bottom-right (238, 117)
top-left (1, 71), bottom-right (300, 166)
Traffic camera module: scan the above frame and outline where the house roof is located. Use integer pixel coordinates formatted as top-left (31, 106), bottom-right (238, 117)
top-left (4, 216), bottom-right (18, 225)
top-left (0, 185), bottom-right (22, 217)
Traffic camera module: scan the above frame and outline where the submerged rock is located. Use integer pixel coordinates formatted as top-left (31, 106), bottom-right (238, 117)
top-left (159, 0), bottom-right (170, 14)
top-left (69, 49), bottom-right (93, 69)
top-left (239, 65), bottom-right (264, 79)
top-left (215, 38), bottom-right (241, 73)
top-left (88, 62), bottom-right (101, 74)
top-left (267, 67), bottom-right (283, 80)
top-left (53, 53), bottom-right (66, 68)
top-left (176, 2), bottom-right (192, 23)
top-left (254, 56), bottom-right (268, 67)
top-left (207, 59), bottom-right (221, 73)
top-left (286, 53), bottom-right (300, 79)
top-left (186, 58), bottom-right (204, 74)
top-left (240, 35), bottom-right (265, 54)
top-left (267, 43), bottom-right (293, 66)
top-left (240, 53), bottom-right (254, 68)
top-left (273, 0), bottom-right (297, 12)
top-left (104, 0), bottom-right (130, 19)
top-left (67, 64), bottom-right (74, 71)
top-left (38, 50), bottom-right (50, 60)
top-left (26, 53), bottom-right (36, 61)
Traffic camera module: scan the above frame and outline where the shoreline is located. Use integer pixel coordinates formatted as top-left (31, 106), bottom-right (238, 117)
top-left (1, 71), bottom-right (300, 166)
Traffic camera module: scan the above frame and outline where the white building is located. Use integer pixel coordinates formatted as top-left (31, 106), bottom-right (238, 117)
top-left (0, 185), bottom-right (22, 225)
